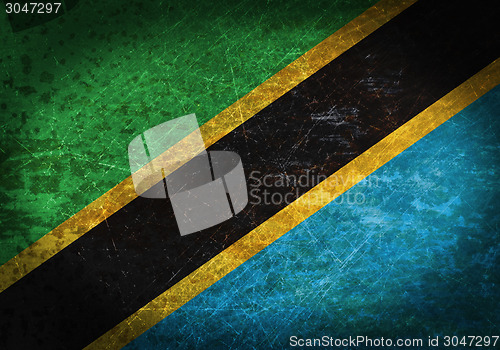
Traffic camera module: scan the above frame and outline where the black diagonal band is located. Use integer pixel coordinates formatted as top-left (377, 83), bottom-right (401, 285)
top-left (0, 1), bottom-right (498, 349)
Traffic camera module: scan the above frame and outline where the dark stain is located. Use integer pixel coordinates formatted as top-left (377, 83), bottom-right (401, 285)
top-left (17, 86), bottom-right (37, 96)
top-left (40, 71), bottom-right (55, 84)
top-left (20, 54), bottom-right (32, 75)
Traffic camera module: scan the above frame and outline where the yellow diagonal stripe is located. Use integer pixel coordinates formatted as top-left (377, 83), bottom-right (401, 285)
top-left (0, 0), bottom-right (416, 293)
top-left (86, 59), bottom-right (500, 350)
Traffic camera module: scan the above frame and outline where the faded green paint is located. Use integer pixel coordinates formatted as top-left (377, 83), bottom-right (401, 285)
top-left (0, 0), bottom-right (377, 265)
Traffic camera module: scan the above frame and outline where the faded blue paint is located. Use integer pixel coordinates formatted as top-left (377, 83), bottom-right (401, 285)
top-left (125, 86), bottom-right (500, 349)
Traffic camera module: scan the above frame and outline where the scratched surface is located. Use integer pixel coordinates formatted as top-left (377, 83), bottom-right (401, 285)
top-left (0, 0), bottom-right (377, 265)
top-left (1, 2), bottom-right (497, 347)
top-left (124, 85), bottom-right (500, 350)
top-left (1, 1), bottom-right (498, 349)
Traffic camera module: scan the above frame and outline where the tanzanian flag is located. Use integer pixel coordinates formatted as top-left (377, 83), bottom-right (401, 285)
top-left (0, 0), bottom-right (499, 348)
